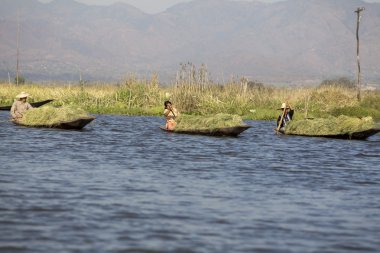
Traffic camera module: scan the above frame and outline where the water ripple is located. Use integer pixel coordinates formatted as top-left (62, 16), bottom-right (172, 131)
top-left (1, 112), bottom-right (380, 253)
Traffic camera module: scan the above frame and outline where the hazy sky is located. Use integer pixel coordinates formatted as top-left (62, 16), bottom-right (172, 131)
top-left (38, 0), bottom-right (380, 14)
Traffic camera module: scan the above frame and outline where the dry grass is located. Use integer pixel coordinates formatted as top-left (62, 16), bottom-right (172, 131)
top-left (285, 116), bottom-right (375, 136)
top-left (175, 113), bottom-right (245, 130)
top-left (0, 79), bottom-right (379, 121)
top-left (170, 82), bottom-right (365, 117)
top-left (20, 106), bottom-right (89, 126)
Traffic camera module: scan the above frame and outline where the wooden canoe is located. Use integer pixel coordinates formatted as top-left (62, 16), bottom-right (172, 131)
top-left (13, 116), bottom-right (96, 130)
top-left (0, 99), bottom-right (54, 111)
top-left (279, 128), bottom-right (380, 140)
top-left (160, 125), bottom-right (251, 137)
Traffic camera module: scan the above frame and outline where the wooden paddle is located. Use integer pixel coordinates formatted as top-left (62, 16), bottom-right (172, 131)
top-left (276, 103), bottom-right (287, 133)
top-left (168, 105), bottom-right (177, 119)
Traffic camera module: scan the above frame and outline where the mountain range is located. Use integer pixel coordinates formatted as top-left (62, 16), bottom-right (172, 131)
top-left (1, 0), bottom-right (379, 84)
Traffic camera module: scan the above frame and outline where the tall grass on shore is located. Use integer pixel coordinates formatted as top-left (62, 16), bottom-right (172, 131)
top-left (1, 77), bottom-right (379, 121)
top-left (170, 80), bottom-right (380, 121)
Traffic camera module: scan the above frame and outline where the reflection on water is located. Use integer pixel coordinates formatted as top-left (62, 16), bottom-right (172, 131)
top-left (1, 112), bottom-right (380, 253)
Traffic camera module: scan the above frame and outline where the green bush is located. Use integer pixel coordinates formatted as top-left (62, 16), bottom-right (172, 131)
top-left (319, 77), bottom-right (355, 89)
top-left (329, 106), bottom-right (380, 122)
top-left (14, 75), bottom-right (26, 84)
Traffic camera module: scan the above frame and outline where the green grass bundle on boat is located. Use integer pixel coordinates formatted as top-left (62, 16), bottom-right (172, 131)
top-left (20, 106), bottom-right (89, 126)
top-left (175, 113), bottom-right (245, 131)
top-left (285, 115), bottom-right (375, 136)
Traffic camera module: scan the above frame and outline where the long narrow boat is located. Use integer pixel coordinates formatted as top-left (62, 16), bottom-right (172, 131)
top-left (160, 125), bottom-right (251, 137)
top-left (279, 128), bottom-right (380, 140)
top-left (0, 99), bottom-right (54, 111)
top-left (13, 116), bottom-right (96, 130)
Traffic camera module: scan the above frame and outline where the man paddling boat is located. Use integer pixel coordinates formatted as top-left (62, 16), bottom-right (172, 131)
top-left (276, 102), bottom-right (294, 131)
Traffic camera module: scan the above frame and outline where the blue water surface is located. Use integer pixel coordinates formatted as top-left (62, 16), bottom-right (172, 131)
top-left (0, 111), bottom-right (379, 253)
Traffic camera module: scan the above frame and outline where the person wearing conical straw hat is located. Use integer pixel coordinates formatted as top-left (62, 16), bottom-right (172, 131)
top-left (10, 92), bottom-right (33, 120)
top-left (164, 100), bottom-right (179, 130)
top-left (276, 102), bottom-right (294, 131)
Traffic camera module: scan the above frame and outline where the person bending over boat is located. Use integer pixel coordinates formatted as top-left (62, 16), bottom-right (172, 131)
top-left (164, 100), bottom-right (179, 130)
top-left (10, 92), bottom-right (33, 120)
top-left (276, 102), bottom-right (294, 130)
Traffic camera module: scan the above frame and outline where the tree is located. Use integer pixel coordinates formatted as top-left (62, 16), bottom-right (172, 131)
top-left (14, 75), bottom-right (25, 84)
top-left (319, 77), bottom-right (355, 89)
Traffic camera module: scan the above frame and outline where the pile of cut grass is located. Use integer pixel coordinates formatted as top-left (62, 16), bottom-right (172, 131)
top-left (285, 115), bottom-right (375, 136)
top-left (20, 106), bottom-right (89, 126)
top-left (175, 113), bottom-right (245, 131)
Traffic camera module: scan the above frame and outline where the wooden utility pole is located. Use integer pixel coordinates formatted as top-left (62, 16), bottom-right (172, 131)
top-left (16, 11), bottom-right (20, 85)
top-left (355, 7), bottom-right (365, 101)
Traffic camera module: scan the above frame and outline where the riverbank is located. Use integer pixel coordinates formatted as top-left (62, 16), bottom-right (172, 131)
top-left (1, 79), bottom-right (379, 121)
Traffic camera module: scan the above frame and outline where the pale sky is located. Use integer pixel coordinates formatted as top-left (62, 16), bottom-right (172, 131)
top-left (38, 0), bottom-right (380, 14)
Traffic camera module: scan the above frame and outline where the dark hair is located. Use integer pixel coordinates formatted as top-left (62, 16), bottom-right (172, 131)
top-left (164, 101), bottom-right (172, 108)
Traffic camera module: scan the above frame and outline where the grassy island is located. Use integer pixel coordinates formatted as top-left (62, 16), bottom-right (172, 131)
top-left (1, 77), bottom-right (379, 122)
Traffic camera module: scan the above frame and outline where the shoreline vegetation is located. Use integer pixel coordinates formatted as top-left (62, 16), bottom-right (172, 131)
top-left (1, 77), bottom-right (379, 122)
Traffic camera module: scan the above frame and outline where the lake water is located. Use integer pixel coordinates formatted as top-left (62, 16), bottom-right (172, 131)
top-left (1, 111), bottom-right (380, 253)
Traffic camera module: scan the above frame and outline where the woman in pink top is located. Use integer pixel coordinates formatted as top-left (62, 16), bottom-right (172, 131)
top-left (164, 101), bottom-right (179, 130)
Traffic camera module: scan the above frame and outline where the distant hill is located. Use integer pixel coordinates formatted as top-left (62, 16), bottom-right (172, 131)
top-left (0, 0), bottom-right (379, 84)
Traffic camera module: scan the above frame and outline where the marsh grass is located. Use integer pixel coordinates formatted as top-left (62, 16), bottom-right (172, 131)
top-left (285, 116), bottom-right (376, 136)
top-left (171, 82), bottom-right (379, 120)
top-left (175, 113), bottom-right (245, 130)
top-left (249, 108), bottom-right (280, 120)
top-left (1, 79), bottom-right (379, 121)
top-left (20, 106), bottom-right (89, 126)
top-left (360, 93), bottom-right (380, 110)
top-left (329, 106), bottom-right (380, 121)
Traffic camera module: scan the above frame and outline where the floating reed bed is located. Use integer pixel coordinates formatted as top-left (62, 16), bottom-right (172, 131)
top-left (285, 116), bottom-right (376, 136)
top-left (20, 106), bottom-right (89, 126)
top-left (175, 113), bottom-right (245, 130)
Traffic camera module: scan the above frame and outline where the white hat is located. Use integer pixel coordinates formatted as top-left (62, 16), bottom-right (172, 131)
top-left (165, 92), bottom-right (172, 99)
top-left (278, 103), bottom-right (290, 110)
top-left (16, 91), bottom-right (30, 99)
